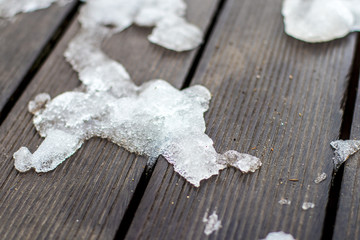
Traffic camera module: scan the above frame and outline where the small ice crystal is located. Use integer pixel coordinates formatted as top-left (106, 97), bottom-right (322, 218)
top-left (261, 231), bottom-right (295, 240)
top-left (0, 0), bottom-right (71, 19)
top-left (282, 0), bottom-right (360, 42)
top-left (203, 211), bottom-right (222, 236)
top-left (302, 202), bottom-right (315, 210)
top-left (330, 140), bottom-right (360, 170)
top-left (13, 0), bottom-right (261, 187)
top-left (278, 198), bottom-right (291, 205)
top-left (314, 172), bottom-right (327, 184)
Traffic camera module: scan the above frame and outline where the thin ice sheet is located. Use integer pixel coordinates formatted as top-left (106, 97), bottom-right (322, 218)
top-left (282, 0), bottom-right (360, 42)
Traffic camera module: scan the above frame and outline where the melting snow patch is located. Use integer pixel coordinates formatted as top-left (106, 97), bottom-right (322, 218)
top-left (314, 172), bottom-right (327, 184)
top-left (261, 231), bottom-right (295, 240)
top-left (302, 202), bottom-right (315, 210)
top-left (203, 210), bottom-right (222, 236)
top-left (12, 0), bottom-right (261, 187)
top-left (282, 0), bottom-right (360, 42)
top-left (0, 0), bottom-right (71, 19)
top-left (330, 140), bottom-right (360, 170)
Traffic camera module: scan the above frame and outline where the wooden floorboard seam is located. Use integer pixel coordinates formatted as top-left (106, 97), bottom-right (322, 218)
top-left (0, 1), bottom-right (81, 124)
top-left (322, 33), bottom-right (360, 240)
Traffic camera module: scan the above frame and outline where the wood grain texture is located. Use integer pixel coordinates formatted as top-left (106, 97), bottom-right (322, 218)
top-left (125, 0), bottom-right (358, 239)
top-left (0, 1), bottom-right (78, 117)
top-left (0, 0), bottom-right (219, 239)
top-left (333, 62), bottom-right (360, 239)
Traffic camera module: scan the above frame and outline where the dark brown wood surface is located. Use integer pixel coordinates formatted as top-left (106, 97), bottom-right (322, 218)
top-left (333, 74), bottom-right (360, 239)
top-left (125, 0), bottom-right (358, 239)
top-left (0, 1), bottom-right (78, 118)
top-left (0, 0), bottom-right (220, 239)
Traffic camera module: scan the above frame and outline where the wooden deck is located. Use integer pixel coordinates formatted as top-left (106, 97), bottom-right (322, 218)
top-left (0, 0), bottom-right (359, 239)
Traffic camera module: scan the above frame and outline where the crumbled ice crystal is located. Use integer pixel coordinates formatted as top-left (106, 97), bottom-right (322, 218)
top-left (261, 231), bottom-right (295, 240)
top-left (203, 211), bottom-right (222, 236)
top-left (330, 140), bottom-right (360, 170)
top-left (282, 0), bottom-right (360, 42)
top-left (13, 0), bottom-right (261, 187)
top-left (314, 172), bottom-right (327, 184)
top-left (302, 202), bottom-right (315, 210)
top-left (278, 198), bottom-right (291, 205)
top-left (0, 0), bottom-right (71, 19)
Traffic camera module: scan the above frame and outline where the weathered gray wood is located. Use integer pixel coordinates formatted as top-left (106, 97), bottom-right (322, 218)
top-left (125, 0), bottom-right (358, 239)
top-left (333, 56), bottom-right (360, 239)
top-left (0, 1), bottom-right (78, 119)
top-left (0, 0), bottom-right (220, 239)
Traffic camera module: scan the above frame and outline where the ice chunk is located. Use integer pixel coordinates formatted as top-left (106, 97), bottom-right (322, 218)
top-left (218, 150), bottom-right (262, 173)
top-left (203, 210), bottom-right (222, 236)
top-left (330, 140), bottom-right (360, 170)
top-left (302, 202), bottom-right (315, 210)
top-left (278, 198), bottom-right (291, 205)
top-left (13, 0), bottom-right (260, 187)
top-left (77, 0), bottom-right (202, 52)
top-left (261, 231), bottom-right (295, 240)
top-left (314, 172), bottom-right (327, 184)
top-left (15, 80), bottom-right (261, 187)
top-left (0, 0), bottom-right (71, 19)
top-left (282, 0), bottom-right (360, 42)
top-left (148, 15), bottom-right (203, 52)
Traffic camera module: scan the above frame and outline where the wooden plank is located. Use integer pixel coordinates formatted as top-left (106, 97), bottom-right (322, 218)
top-left (125, 0), bottom-right (358, 239)
top-left (0, 0), bottom-right (220, 239)
top-left (333, 52), bottom-right (360, 239)
top-left (0, 1), bottom-right (78, 119)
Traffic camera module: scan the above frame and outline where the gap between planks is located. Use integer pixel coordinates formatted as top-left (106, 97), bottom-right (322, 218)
top-left (0, 0), bottom-right (81, 124)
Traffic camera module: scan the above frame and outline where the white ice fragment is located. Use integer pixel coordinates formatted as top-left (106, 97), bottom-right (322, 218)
top-left (282, 0), bottom-right (360, 42)
top-left (278, 198), bottom-right (291, 205)
top-left (203, 211), bottom-right (222, 236)
top-left (261, 231), bottom-right (295, 240)
top-left (218, 150), bottom-right (262, 173)
top-left (302, 202), bottom-right (315, 210)
top-left (330, 140), bottom-right (360, 170)
top-left (148, 15), bottom-right (203, 51)
top-left (15, 80), bottom-right (260, 187)
top-left (314, 172), bottom-right (327, 184)
top-left (0, 0), bottom-right (71, 19)
top-left (28, 93), bottom-right (51, 114)
top-left (77, 0), bottom-right (202, 52)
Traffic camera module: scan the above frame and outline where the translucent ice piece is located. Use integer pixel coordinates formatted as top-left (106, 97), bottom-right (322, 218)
top-left (330, 140), bottom-right (360, 170)
top-left (261, 231), bottom-right (295, 240)
top-left (314, 172), bottom-right (327, 184)
top-left (282, 0), bottom-right (360, 42)
top-left (302, 202), bottom-right (315, 210)
top-left (0, 0), bottom-right (71, 18)
top-left (15, 80), bottom-right (261, 187)
top-left (203, 211), bottom-right (222, 236)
